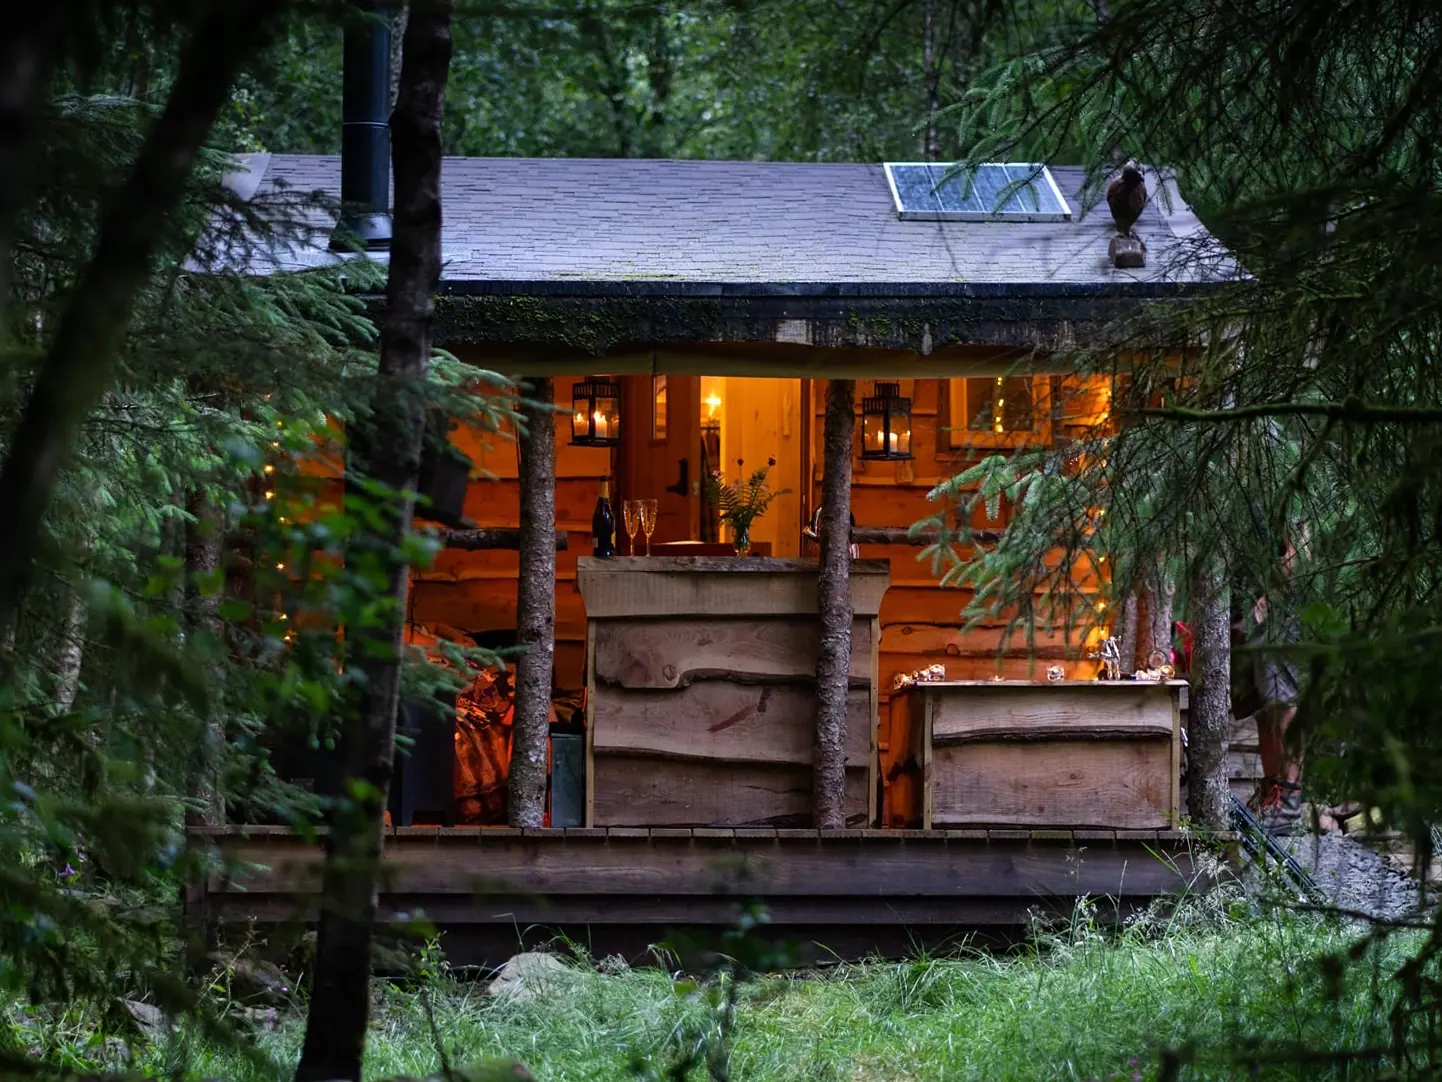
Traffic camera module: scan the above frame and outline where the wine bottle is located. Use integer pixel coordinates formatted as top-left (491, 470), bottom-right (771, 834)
top-left (592, 479), bottom-right (616, 558)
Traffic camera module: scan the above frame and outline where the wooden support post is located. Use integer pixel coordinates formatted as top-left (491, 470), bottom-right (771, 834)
top-left (814, 378), bottom-right (855, 830)
top-left (508, 377), bottom-right (556, 828)
top-left (1187, 559), bottom-right (1231, 829)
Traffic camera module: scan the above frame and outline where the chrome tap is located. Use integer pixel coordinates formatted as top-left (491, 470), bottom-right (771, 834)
top-left (803, 506), bottom-right (859, 557)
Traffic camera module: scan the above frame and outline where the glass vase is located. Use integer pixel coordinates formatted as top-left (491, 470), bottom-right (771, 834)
top-left (732, 523), bottom-right (752, 557)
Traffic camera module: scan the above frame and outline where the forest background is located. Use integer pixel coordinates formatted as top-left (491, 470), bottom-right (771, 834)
top-left (4, 0), bottom-right (1442, 1080)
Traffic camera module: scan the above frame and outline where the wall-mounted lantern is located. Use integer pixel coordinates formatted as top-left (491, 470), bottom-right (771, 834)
top-left (860, 381), bottom-right (913, 460)
top-left (570, 375), bottom-right (622, 447)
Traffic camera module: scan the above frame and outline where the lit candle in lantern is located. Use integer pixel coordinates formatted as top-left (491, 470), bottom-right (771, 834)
top-left (593, 410), bottom-right (608, 439)
top-left (888, 431), bottom-right (898, 452)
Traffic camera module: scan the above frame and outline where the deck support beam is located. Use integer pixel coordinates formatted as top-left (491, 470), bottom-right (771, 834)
top-left (814, 378), bottom-right (855, 829)
top-left (509, 377), bottom-right (556, 827)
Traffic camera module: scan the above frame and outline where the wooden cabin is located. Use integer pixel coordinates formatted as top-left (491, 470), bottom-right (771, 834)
top-left (191, 153), bottom-right (1232, 961)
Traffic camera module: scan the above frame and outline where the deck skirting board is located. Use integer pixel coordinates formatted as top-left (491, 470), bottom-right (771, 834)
top-left (190, 827), bottom-right (1206, 931)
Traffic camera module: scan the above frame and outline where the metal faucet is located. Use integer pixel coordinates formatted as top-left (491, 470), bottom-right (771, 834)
top-left (803, 506), bottom-right (859, 557)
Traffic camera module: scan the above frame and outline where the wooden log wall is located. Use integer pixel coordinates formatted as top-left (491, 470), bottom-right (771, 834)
top-left (409, 377), bottom-right (609, 690)
top-left (578, 558), bottom-right (888, 828)
top-left (811, 377), bottom-right (1112, 825)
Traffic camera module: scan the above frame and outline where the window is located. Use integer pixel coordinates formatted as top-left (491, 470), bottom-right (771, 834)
top-left (942, 376), bottom-right (1050, 450)
top-left (652, 374), bottom-right (667, 440)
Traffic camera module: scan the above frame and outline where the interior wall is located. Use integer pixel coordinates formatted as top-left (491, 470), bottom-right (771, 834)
top-left (720, 377), bottom-right (803, 556)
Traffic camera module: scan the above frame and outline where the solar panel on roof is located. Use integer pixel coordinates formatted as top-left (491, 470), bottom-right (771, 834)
top-left (883, 163), bottom-right (1072, 222)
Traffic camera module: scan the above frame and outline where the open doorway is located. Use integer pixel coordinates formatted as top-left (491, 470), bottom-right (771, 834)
top-left (700, 376), bottom-right (804, 556)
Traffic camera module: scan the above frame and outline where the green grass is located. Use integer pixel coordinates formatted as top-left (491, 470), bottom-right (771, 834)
top-left (6, 899), bottom-right (1424, 1081)
top-left (176, 903), bottom-right (1419, 1082)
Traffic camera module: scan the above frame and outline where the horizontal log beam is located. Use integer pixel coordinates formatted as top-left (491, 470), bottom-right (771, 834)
top-left (852, 525), bottom-right (1003, 546)
top-left (435, 528), bottom-right (568, 551)
top-left (199, 829), bottom-right (1198, 899)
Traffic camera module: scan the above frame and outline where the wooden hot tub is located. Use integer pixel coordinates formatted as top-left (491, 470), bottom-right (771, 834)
top-left (895, 679), bottom-right (1186, 830)
top-left (576, 556), bottom-right (890, 828)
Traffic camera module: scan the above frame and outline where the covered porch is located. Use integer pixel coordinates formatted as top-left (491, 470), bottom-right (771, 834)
top-left (191, 153), bottom-right (1227, 953)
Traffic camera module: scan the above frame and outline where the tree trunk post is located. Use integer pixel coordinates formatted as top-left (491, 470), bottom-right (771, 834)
top-left (295, 5), bottom-right (452, 1080)
top-left (813, 378), bottom-right (855, 830)
top-left (1117, 590), bottom-right (1139, 673)
top-left (508, 378), bottom-right (556, 828)
top-left (1188, 560), bottom-right (1231, 830)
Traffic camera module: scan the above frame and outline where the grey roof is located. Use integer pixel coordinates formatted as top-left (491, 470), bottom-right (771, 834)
top-left (227, 154), bottom-right (1235, 295)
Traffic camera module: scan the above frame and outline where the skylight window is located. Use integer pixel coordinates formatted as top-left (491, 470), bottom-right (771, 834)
top-left (883, 163), bottom-right (1072, 222)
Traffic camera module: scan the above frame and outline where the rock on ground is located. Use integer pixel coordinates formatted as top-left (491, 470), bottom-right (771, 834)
top-left (485, 952), bottom-right (572, 1002)
top-left (1273, 832), bottom-right (1431, 922)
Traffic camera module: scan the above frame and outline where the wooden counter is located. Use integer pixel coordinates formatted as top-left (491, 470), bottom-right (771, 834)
top-left (576, 557), bottom-right (890, 828)
top-left (896, 680), bottom-right (1185, 830)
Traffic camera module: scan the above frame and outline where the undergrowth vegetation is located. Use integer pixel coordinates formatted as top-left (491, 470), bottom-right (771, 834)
top-left (2, 898), bottom-right (1422, 1082)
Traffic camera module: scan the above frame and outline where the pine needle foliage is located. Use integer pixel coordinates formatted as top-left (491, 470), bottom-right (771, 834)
top-left (916, 0), bottom-right (1442, 1073)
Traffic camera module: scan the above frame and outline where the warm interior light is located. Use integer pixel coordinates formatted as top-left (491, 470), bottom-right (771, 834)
top-left (705, 392), bottom-right (722, 418)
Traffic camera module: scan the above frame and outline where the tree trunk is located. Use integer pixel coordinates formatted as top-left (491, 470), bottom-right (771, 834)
top-left (1117, 590), bottom-right (1140, 673)
top-left (52, 586), bottom-right (86, 713)
top-left (0, 11), bottom-right (65, 309)
top-left (184, 490), bottom-right (225, 827)
top-left (294, 6), bottom-right (452, 1081)
top-left (1135, 568), bottom-right (1174, 668)
top-left (1187, 560), bottom-right (1231, 829)
top-left (0, 0), bottom-right (285, 631)
top-left (921, 0), bottom-right (941, 160)
top-left (508, 378), bottom-right (556, 828)
top-left (813, 379), bottom-right (855, 830)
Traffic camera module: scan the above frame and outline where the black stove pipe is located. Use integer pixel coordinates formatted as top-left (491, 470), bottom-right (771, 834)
top-left (330, 0), bottom-right (392, 251)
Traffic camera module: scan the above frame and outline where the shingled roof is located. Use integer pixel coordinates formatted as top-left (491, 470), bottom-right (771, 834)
top-left (224, 153), bottom-right (1235, 353)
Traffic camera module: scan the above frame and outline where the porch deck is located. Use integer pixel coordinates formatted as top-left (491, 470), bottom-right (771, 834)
top-left (188, 825), bottom-right (1203, 964)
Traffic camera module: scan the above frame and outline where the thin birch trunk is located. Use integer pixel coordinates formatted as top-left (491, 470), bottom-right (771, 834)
top-left (295, 5), bottom-right (452, 1079)
top-left (53, 587), bottom-right (86, 713)
top-left (508, 377), bottom-right (556, 827)
top-left (1188, 560), bottom-right (1231, 829)
top-left (813, 379), bottom-right (855, 830)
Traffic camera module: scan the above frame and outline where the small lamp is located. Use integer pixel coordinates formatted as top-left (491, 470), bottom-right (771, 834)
top-left (860, 381), bottom-right (913, 460)
top-left (570, 376), bottom-right (622, 447)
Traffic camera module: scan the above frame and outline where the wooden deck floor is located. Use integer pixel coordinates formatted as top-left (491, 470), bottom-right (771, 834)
top-left (188, 826), bottom-right (1205, 964)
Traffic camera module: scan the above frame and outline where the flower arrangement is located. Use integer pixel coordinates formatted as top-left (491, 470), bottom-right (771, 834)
top-left (705, 457), bottom-right (789, 555)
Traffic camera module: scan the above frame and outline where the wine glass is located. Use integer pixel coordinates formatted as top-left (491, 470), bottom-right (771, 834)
top-left (639, 498), bottom-right (658, 556)
top-left (622, 500), bottom-right (640, 556)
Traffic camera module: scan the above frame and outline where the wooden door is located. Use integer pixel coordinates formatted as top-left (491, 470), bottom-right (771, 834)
top-left (619, 373), bottom-right (700, 545)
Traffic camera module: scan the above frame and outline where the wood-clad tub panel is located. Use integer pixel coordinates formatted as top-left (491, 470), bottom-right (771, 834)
top-left (931, 739), bottom-right (1170, 830)
top-left (593, 684), bottom-right (869, 767)
top-left (591, 758), bottom-right (870, 828)
top-left (594, 618), bottom-right (871, 689)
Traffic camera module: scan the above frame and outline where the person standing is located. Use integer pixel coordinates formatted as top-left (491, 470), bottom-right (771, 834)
top-left (1251, 536), bottom-right (1304, 834)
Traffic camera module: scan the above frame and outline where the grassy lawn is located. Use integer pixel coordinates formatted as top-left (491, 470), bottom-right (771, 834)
top-left (167, 903), bottom-right (1414, 1082)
